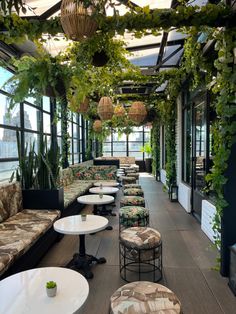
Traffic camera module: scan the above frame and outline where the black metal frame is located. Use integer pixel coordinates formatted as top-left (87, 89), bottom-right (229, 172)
top-left (119, 238), bottom-right (162, 282)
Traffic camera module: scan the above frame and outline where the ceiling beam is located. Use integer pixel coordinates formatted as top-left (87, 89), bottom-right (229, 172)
top-left (39, 1), bottom-right (62, 20)
top-left (126, 39), bottom-right (184, 52)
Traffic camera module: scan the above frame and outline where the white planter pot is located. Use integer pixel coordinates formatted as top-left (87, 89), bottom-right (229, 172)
top-left (46, 286), bottom-right (57, 297)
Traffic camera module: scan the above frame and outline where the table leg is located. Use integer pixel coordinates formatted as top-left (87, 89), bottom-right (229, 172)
top-left (67, 234), bottom-right (107, 279)
top-left (92, 205), bottom-right (113, 231)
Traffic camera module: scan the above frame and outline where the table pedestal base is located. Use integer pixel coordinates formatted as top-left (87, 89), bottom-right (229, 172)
top-left (67, 253), bottom-right (106, 279)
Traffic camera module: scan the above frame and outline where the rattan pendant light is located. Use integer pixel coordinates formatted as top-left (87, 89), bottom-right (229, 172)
top-left (77, 97), bottom-right (89, 114)
top-left (93, 119), bottom-right (102, 133)
top-left (128, 101), bottom-right (147, 124)
top-left (60, 0), bottom-right (98, 41)
top-left (97, 96), bottom-right (114, 121)
top-left (114, 104), bottom-right (126, 117)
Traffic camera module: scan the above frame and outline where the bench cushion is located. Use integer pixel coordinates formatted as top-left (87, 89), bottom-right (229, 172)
top-left (0, 209), bottom-right (60, 276)
top-left (75, 166), bottom-right (117, 181)
top-left (0, 182), bottom-right (22, 223)
top-left (63, 181), bottom-right (93, 207)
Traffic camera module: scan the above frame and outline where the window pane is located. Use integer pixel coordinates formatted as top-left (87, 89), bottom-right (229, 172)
top-left (104, 134), bottom-right (111, 142)
top-left (24, 104), bottom-right (39, 131)
top-left (68, 122), bottom-right (72, 137)
top-left (113, 142), bottom-right (126, 151)
top-left (133, 126), bottom-right (143, 132)
top-left (57, 119), bottom-right (61, 136)
top-left (43, 113), bottom-right (51, 134)
top-left (74, 154), bottom-right (79, 163)
top-left (129, 132), bottom-right (143, 141)
top-left (0, 127), bottom-right (18, 158)
top-left (73, 140), bottom-right (78, 153)
top-left (113, 133), bottom-right (126, 141)
top-left (102, 152), bottom-right (111, 157)
top-left (128, 142), bottom-right (142, 151)
top-left (0, 95), bottom-right (20, 127)
top-left (113, 151), bottom-right (127, 157)
top-left (103, 143), bottom-right (111, 151)
top-left (57, 137), bottom-right (62, 152)
top-left (73, 123), bottom-right (78, 138)
top-left (144, 132), bottom-right (150, 142)
top-left (129, 152), bottom-right (143, 159)
top-left (25, 132), bottom-right (38, 152)
top-left (0, 160), bottom-right (18, 182)
top-left (0, 67), bottom-right (13, 92)
top-left (43, 96), bottom-right (50, 112)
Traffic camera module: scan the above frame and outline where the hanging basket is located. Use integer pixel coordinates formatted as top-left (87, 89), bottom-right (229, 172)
top-left (98, 96), bottom-right (114, 121)
top-left (128, 101), bottom-right (147, 124)
top-left (93, 120), bottom-right (102, 133)
top-left (114, 104), bottom-right (126, 117)
top-left (60, 0), bottom-right (98, 41)
top-left (92, 50), bottom-right (109, 67)
top-left (78, 97), bottom-right (89, 113)
top-left (44, 79), bottom-right (66, 98)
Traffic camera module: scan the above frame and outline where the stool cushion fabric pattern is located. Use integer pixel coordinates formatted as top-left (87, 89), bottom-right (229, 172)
top-left (120, 227), bottom-right (161, 250)
top-left (119, 206), bottom-right (149, 228)
top-left (120, 196), bottom-right (145, 207)
top-left (110, 281), bottom-right (182, 314)
top-left (121, 176), bottom-right (136, 184)
top-left (123, 188), bottom-right (144, 197)
top-left (123, 184), bottom-right (141, 189)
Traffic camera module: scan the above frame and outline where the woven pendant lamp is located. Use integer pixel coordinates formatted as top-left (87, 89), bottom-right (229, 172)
top-left (114, 104), bottom-right (126, 117)
top-left (97, 96), bottom-right (114, 121)
top-left (60, 0), bottom-right (98, 41)
top-left (78, 97), bottom-right (89, 114)
top-left (93, 120), bottom-right (102, 133)
top-left (128, 101), bottom-right (147, 124)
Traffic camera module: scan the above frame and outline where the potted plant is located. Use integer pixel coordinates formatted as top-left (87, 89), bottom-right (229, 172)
top-left (46, 281), bottom-right (57, 297)
top-left (81, 213), bottom-right (87, 221)
top-left (140, 143), bottom-right (153, 173)
top-left (11, 131), bottom-right (64, 210)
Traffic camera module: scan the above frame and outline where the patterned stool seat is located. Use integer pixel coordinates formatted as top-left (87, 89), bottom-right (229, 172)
top-left (110, 281), bottom-right (182, 314)
top-left (121, 176), bottom-right (136, 185)
top-left (120, 196), bottom-right (145, 207)
top-left (119, 206), bottom-right (149, 230)
top-left (123, 184), bottom-right (141, 189)
top-left (126, 173), bottom-right (139, 179)
top-left (124, 188), bottom-right (144, 197)
top-left (119, 227), bottom-right (162, 281)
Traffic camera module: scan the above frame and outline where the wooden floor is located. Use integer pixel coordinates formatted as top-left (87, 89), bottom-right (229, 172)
top-left (39, 174), bottom-right (236, 314)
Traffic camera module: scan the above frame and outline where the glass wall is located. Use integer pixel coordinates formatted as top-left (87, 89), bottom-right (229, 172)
top-left (103, 126), bottom-right (151, 159)
top-left (0, 66), bottom-right (86, 182)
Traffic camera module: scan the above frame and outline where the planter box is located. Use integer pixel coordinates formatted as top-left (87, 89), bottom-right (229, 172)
top-left (22, 188), bottom-right (64, 211)
top-left (145, 158), bottom-right (153, 173)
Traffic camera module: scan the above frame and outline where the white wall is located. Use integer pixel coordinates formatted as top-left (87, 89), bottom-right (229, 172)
top-left (160, 169), bottom-right (166, 186)
top-left (201, 200), bottom-right (217, 243)
top-left (178, 182), bottom-right (191, 213)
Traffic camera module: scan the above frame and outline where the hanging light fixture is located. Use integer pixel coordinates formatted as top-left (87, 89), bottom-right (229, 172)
top-left (60, 0), bottom-right (98, 41)
top-left (93, 120), bottom-right (102, 133)
top-left (97, 96), bottom-right (114, 121)
top-left (128, 101), bottom-right (147, 124)
top-left (77, 97), bottom-right (89, 114)
top-left (114, 104), bottom-right (126, 117)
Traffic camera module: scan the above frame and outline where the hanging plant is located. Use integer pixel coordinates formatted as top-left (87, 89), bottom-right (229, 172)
top-left (97, 96), bottom-right (114, 120)
top-left (93, 119), bottom-right (102, 133)
top-left (92, 50), bottom-right (109, 67)
top-left (128, 101), bottom-right (147, 125)
top-left (60, 0), bottom-right (98, 41)
top-left (114, 104), bottom-right (126, 117)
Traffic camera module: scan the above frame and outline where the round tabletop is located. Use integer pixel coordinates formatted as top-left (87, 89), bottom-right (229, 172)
top-left (77, 194), bottom-right (114, 205)
top-left (54, 214), bottom-right (108, 235)
top-left (89, 187), bottom-right (119, 194)
top-left (0, 267), bottom-right (89, 314)
top-left (94, 181), bottom-right (119, 187)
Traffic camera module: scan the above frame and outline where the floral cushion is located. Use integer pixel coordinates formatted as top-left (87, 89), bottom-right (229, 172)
top-left (121, 176), bottom-right (136, 185)
top-left (120, 196), bottom-right (145, 207)
top-left (0, 182), bottom-right (22, 222)
top-left (110, 281), bottom-right (182, 314)
top-left (63, 181), bottom-right (93, 207)
top-left (75, 166), bottom-right (117, 180)
top-left (119, 206), bottom-right (149, 228)
top-left (126, 173), bottom-right (139, 179)
top-left (58, 168), bottom-right (74, 187)
top-left (0, 209), bottom-right (60, 276)
top-left (123, 188), bottom-right (144, 197)
top-left (123, 184), bottom-right (141, 189)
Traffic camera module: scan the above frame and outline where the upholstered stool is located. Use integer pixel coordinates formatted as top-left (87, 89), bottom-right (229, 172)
top-left (121, 176), bottom-right (136, 185)
top-left (120, 196), bottom-right (145, 207)
top-left (119, 227), bottom-right (162, 282)
top-left (123, 188), bottom-right (144, 197)
top-left (123, 184), bottom-right (141, 189)
top-left (110, 281), bottom-right (182, 314)
top-left (126, 172), bottom-right (139, 179)
top-left (119, 206), bottom-right (149, 231)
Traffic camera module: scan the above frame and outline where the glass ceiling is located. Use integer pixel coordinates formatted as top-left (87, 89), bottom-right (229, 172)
top-left (12, 0), bottom-right (192, 94)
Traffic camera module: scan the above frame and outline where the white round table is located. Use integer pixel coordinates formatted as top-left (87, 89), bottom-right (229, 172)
top-left (77, 194), bottom-right (114, 205)
top-left (94, 181), bottom-right (119, 187)
top-left (89, 187), bottom-right (119, 194)
top-left (0, 267), bottom-right (89, 314)
top-left (54, 215), bottom-right (108, 279)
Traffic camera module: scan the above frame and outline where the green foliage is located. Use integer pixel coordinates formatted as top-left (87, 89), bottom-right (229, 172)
top-left (46, 281), bottom-right (57, 289)
top-left (0, 0), bottom-right (26, 14)
top-left (140, 143), bottom-right (152, 158)
top-left (151, 121), bottom-right (160, 176)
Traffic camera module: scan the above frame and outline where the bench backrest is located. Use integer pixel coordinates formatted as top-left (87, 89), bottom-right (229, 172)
top-left (0, 182), bottom-right (22, 223)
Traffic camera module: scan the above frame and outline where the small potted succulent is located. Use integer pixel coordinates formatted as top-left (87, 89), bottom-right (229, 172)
top-left (46, 281), bottom-right (57, 297)
top-left (81, 213), bottom-right (87, 221)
